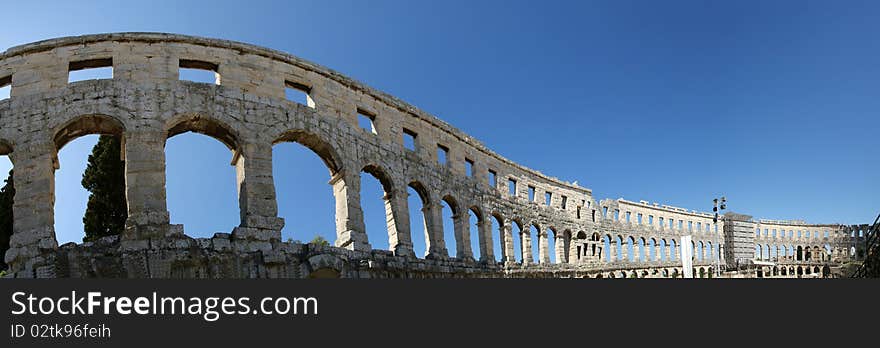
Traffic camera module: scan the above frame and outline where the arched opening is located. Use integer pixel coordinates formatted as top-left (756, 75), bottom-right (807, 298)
top-left (660, 239), bottom-right (667, 261)
top-left (528, 223), bottom-right (540, 264)
top-left (637, 237), bottom-right (646, 262)
top-left (165, 116), bottom-right (241, 239)
top-left (706, 241), bottom-right (713, 261)
top-left (407, 182), bottom-right (431, 258)
top-left (756, 244), bottom-right (763, 260)
top-left (562, 230), bottom-right (572, 263)
top-left (512, 220), bottom-right (524, 263)
top-left (0, 142), bottom-right (14, 272)
top-left (662, 269), bottom-right (669, 278)
top-left (440, 195), bottom-right (459, 258)
top-left (696, 241), bottom-right (703, 261)
top-left (53, 115), bottom-right (125, 244)
top-left (626, 236), bottom-right (635, 262)
top-left (491, 214), bottom-right (503, 262)
top-left (273, 129), bottom-right (342, 246)
top-left (309, 268), bottom-right (341, 279)
top-left (468, 207), bottom-right (482, 260)
top-left (797, 246), bottom-right (803, 261)
top-left (648, 238), bottom-right (656, 261)
top-left (360, 165), bottom-right (396, 251)
top-left (672, 268), bottom-right (679, 278)
top-left (670, 240), bottom-right (677, 261)
top-left (699, 267), bottom-right (705, 278)
top-left (546, 227), bottom-right (557, 264)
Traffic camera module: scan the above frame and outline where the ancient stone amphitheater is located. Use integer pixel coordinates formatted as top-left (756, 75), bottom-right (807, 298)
top-left (0, 33), bottom-right (868, 278)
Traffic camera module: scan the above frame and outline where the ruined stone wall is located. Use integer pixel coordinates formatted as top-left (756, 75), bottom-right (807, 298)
top-left (0, 33), bottom-right (866, 278)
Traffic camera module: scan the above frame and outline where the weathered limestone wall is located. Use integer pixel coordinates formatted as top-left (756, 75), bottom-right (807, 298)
top-left (0, 33), bottom-right (866, 278)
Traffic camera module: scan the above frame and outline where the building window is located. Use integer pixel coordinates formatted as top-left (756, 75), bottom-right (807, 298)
top-left (488, 169), bottom-right (497, 187)
top-left (284, 81), bottom-right (315, 107)
top-left (659, 217), bottom-right (664, 228)
top-left (402, 128), bottom-right (417, 151)
top-left (637, 213), bottom-right (643, 225)
top-left (69, 58), bottom-right (113, 83)
top-left (527, 186), bottom-right (536, 201)
top-left (614, 209), bottom-right (620, 221)
top-left (625, 211), bottom-right (631, 223)
top-left (561, 195), bottom-right (567, 209)
top-left (437, 144), bottom-right (449, 165)
top-left (357, 109), bottom-right (377, 134)
top-left (545, 192), bottom-right (552, 206)
top-left (179, 59), bottom-right (219, 84)
top-left (0, 75), bottom-right (10, 100)
top-left (648, 215), bottom-right (654, 225)
top-left (508, 178), bottom-right (517, 196)
top-left (465, 158), bottom-right (474, 177)
top-left (688, 221), bottom-right (692, 231)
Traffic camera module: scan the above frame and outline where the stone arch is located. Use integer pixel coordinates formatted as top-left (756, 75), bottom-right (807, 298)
top-left (52, 114), bottom-right (127, 244)
top-left (360, 163), bottom-right (411, 256)
top-left (273, 129), bottom-right (342, 175)
top-left (167, 114), bottom-right (241, 153)
top-left (440, 194), bottom-right (463, 258)
top-left (638, 237), bottom-right (647, 262)
top-left (660, 239), bottom-right (668, 261)
top-left (626, 236), bottom-right (636, 262)
top-left (561, 229), bottom-right (572, 263)
top-left (649, 238), bottom-right (657, 261)
top-left (406, 180), bottom-right (441, 258)
top-left (53, 114), bottom-right (125, 151)
top-left (467, 205), bottom-right (485, 261)
top-left (491, 212), bottom-right (507, 262)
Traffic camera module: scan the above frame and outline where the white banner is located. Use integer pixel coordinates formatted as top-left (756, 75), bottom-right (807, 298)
top-left (681, 235), bottom-right (693, 278)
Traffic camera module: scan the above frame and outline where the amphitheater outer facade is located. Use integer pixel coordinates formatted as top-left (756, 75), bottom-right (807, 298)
top-left (0, 33), bottom-right (868, 278)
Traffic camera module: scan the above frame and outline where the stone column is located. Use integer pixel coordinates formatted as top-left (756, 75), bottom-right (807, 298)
top-left (477, 218), bottom-right (493, 262)
top-left (422, 201), bottom-right (447, 258)
top-left (501, 222), bottom-right (515, 263)
top-left (609, 240), bottom-right (618, 262)
top-left (6, 141), bottom-right (58, 277)
top-left (554, 233), bottom-right (565, 264)
top-left (522, 231), bottom-right (532, 265)
top-left (122, 130), bottom-right (178, 246)
top-left (384, 187), bottom-right (414, 257)
top-left (539, 231), bottom-right (551, 264)
top-left (329, 171), bottom-right (370, 251)
top-left (233, 141), bottom-right (284, 245)
top-left (452, 212), bottom-right (472, 260)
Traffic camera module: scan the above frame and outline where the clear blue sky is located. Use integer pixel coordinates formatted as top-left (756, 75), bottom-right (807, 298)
top-left (1, 1), bottom-right (877, 259)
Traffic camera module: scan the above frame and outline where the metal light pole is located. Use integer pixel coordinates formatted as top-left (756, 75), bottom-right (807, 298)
top-left (712, 196), bottom-right (726, 277)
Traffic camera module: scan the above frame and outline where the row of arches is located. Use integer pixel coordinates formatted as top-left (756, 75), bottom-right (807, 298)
top-left (754, 244), bottom-right (832, 262)
top-left (598, 234), bottom-right (721, 264)
top-left (6, 112), bottom-right (597, 264)
top-left (755, 265), bottom-right (831, 278)
top-left (592, 266), bottom-right (716, 279)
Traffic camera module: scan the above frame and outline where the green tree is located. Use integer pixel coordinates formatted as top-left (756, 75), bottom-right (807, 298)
top-left (81, 136), bottom-right (127, 242)
top-left (0, 169), bottom-right (13, 271)
top-left (310, 235), bottom-right (330, 247)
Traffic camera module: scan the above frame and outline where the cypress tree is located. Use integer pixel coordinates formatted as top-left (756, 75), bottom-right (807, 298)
top-left (0, 169), bottom-right (13, 271)
top-left (81, 135), bottom-right (127, 242)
